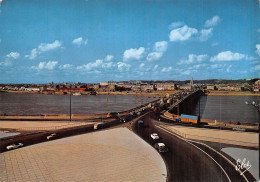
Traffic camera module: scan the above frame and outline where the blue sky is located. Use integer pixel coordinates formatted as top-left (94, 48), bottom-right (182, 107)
top-left (0, 0), bottom-right (259, 83)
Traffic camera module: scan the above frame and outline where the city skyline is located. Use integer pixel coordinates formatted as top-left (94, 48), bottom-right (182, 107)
top-left (0, 0), bottom-right (260, 83)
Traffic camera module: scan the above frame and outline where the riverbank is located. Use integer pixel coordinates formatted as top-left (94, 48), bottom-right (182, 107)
top-left (206, 91), bottom-right (260, 96)
top-left (1, 90), bottom-right (179, 97)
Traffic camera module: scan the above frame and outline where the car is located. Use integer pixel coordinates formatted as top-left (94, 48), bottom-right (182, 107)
top-left (6, 143), bottom-right (24, 150)
top-left (94, 123), bottom-right (104, 129)
top-left (150, 133), bottom-right (159, 140)
top-left (47, 133), bottom-right (57, 140)
top-left (107, 112), bottom-right (119, 118)
top-left (154, 143), bottom-right (168, 152)
top-left (138, 120), bottom-right (144, 127)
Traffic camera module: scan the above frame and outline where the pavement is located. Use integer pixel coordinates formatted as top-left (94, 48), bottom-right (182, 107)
top-left (0, 127), bottom-right (167, 182)
top-left (0, 121), bottom-right (93, 131)
top-left (159, 124), bottom-right (259, 148)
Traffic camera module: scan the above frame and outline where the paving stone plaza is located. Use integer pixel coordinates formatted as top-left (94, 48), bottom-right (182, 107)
top-left (0, 128), bottom-right (167, 182)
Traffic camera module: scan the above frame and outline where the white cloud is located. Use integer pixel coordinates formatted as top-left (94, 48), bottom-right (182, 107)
top-left (0, 60), bottom-right (12, 67)
top-left (0, 0), bottom-right (3, 7)
top-left (153, 65), bottom-right (158, 70)
top-left (26, 48), bottom-right (38, 60)
top-left (199, 28), bottom-right (213, 41)
top-left (38, 40), bottom-right (62, 52)
top-left (117, 62), bottom-right (131, 71)
top-left (226, 65), bottom-right (232, 73)
top-left (32, 61), bottom-right (58, 70)
top-left (161, 66), bottom-right (172, 72)
top-left (139, 63), bottom-right (145, 69)
top-left (26, 40), bottom-right (62, 60)
top-left (256, 44), bottom-right (260, 56)
top-left (146, 52), bottom-right (163, 61)
top-left (182, 70), bottom-right (191, 75)
top-left (205, 16), bottom-right (220, 27)
top-left (210, 51), bottom-right (251, 62)
top-left (105, 55), bottom-right (114, 61)
top-left (169, 22), bottom-right (184, 29)
top-left (154, 41), bottom-right (168, 52)
top-left (77, 59), bottom-right (103, 70)
top-left (102, 62), bottom-right (114, 69)
top-left (169, 25), bottom-right (198, 42)
top-left (59, 64), bottom-right (73, 70)
top-left (123, 47), bottom-right (145, 61)
top-left (72, 37), bottom-right (88, 47)
top-left (254, 65), bottom-right (260, 71)
top-left (178, 54), bottom-right (208, 65)
top-left (6, 52), bottom-right (20, 59)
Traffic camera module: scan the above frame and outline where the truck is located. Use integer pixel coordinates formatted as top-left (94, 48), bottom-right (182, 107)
top-left (177, 114), bottom-right (199, 124)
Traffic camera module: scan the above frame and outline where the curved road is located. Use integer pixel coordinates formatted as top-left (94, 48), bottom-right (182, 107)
top-left (133, 112), bottom-right (250, 182)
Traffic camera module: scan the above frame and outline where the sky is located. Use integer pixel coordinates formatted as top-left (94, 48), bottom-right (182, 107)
top-left (0, 0), bottom-right (260, 83)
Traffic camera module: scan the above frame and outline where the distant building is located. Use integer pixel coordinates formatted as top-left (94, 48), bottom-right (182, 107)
top-left (254, 80), bottom-right (260, 92)
top-left (206, 85), bottom-right (217, 90)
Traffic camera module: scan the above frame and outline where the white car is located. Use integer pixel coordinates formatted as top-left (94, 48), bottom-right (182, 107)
top-left (151, 133), bottom-right (159, 140)
top-left (154, 143), bottom-right (168, 152)
top-left (47, 133), bottom-right (56, 140)
top-left (6, 143), bottom-right (24, 150)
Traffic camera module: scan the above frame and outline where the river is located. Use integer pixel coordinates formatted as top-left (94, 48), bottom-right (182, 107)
top-left (192, 95), bottom-right (260, 123)
top-left (0, 92), bottom-right (156, 115)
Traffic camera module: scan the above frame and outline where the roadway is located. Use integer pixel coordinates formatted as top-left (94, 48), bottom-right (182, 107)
top-left (132, 112), bottom-right (251, 182)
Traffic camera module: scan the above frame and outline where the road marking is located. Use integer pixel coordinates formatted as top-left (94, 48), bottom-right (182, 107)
top-left (156, 125), bottom-right (234, 182)
top-left (156, 125), bottom-right (250, 182)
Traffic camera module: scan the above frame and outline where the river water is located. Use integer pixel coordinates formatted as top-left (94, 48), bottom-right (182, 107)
top-left (191, 95), bottom-right (260, 123)
top-left (0, 92), bottom-right (156, 115)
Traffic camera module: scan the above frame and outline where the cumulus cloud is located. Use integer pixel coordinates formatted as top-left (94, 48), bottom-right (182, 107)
top-left (72, 37), bottom-right (88, 47)
top-left (178, 54), bottom-right (208, 65)
top-left (205, 16), bottom-right (220, 27)
top-left (256, 44), bottom-right (260, 56)
top-left (154, 41), bottom-right (168, 52)
top-left (105, 55), bottom-right (114, 61)
top-left (38, 40), bottom-right (62, 52)
top-left (117, 62), bottom-right (131, 71)
top-left (210, 51), bottom-right (251, 62)
top-left (161, 66), bottom-right (172, 72)
top-left (169, 25), bottom-right (198, 42)
top-left (102, 62), bottom-right (115, 69)
top-left (77, 59), bottom-right (103, 70)
top-left (26, 40), bottom-right (62, 60)
top-left (123, 47), bottom-right (145, 61)
top-left (146, 41), bottom-right (168, 61)
top-left (168, 22), bottom-right (184, 29)
top-left (26, 48), bottom-right (38, 60)
top-left (153, 65), bottom-right (158, 70)
top-left (199, 28), bottom-right (213, 41)
top-left (59, 64), bottom-right (73, 70)
top-left (6, 52), bottom-right (20, 59)
top-left (147, 52), bottom-right (163, 61)
top-left (32, 61), bottom-right (58, 70)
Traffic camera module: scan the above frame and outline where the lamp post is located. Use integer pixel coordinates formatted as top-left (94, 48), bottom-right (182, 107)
top-left (70, 85), bottom-right (72, 121)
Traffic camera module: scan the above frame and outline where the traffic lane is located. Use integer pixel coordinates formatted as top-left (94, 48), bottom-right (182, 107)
top-left (134, 114), bottom-right (229, 182)
top-left (1, 118), bottom-right (122, 153)
top-left (190, 142), bottom-right (256, 182)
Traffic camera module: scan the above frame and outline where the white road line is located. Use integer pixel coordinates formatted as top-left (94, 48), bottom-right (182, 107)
top-left (156, 125), bottom-right (233, 182)
top-left (156, 125), bottom-right (250, 182)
